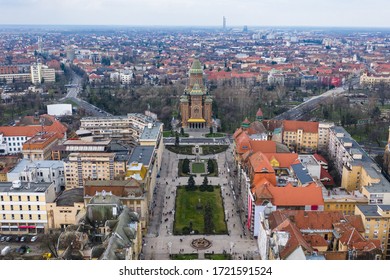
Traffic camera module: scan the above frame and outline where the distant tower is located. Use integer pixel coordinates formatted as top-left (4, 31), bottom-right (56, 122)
top-left (223, 16), bottom-right (226, 30)
top-left (243, 25), bottom-right (248, 32)
top-left (37, 36), bottom-right (43, 53)
top-left (66, 46), bottom-right (75, 62)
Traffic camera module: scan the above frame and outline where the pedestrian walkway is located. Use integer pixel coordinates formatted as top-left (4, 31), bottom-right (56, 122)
top-left (142, 144), bottom-right (258, 260)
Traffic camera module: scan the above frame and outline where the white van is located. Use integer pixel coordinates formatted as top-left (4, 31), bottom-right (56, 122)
top-left (1, 246), bottom-right (11, 256)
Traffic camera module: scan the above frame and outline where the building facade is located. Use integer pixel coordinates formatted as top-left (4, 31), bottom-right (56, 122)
top-left (282, 120), bottom-right (319, 153)
top-left (79, 113), bottom-right (157, 146)
top-left (355, 205), bottom-right (390, 259)
top-left (63, 153), bottom-right (126, 189)
top-left (0, 181), bottom-right (56, 234)
top-left (180, 59), bottom-right (213, 129)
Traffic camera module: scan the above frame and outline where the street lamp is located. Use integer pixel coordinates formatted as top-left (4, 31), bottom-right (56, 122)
top-left (168, 241), bottom-right (172, 256)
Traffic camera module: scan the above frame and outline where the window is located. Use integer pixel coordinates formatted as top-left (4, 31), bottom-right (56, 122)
top-left (0, 196), bottom-right (3, 201)
top-left (11, 214), bottom-right (14, 220)
top-left (37, 205), bottom-right (40, 211)
top-left (29, 214), bottom-right (32, 220)
top-left (1, 205), bottom-right (4, 210)
top-left (27, 196), bottom-right (30, 201)
top-left (2, 214), bottom-right (5, 220)
top-left (19, 205), bottom-right (22, 211)
top-left (10, 205), bottom-right (14, 211)
top-left (28, 205), bottom-right (31, 211)
top-left (18, 196), bottom-right (21, 201)
top-left (10, 196), bottom-right (12, 201)
top-left (20, 214), bottom-right (24, 220)
top-left (38, 214), bottom-right (41, 220)
top-left (36, 196), bottom-right (39, 201)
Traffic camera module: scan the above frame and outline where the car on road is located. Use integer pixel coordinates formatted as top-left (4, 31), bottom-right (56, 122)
top-left (30, 235), bottom-right (38, 242)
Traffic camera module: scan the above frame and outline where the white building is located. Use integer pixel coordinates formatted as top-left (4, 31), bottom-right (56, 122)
top-left (31, 63), bottom-right (55, 84)
top-left (7, 159), bottom-right (65, 193)
top-left (0, 132), bottom-right (31, 155)
top-left (47, 104), bottom-right (72, 116)
top-left (318, 122), bottom-right (334, 151)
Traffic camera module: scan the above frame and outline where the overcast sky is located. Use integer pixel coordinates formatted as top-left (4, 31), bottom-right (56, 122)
top-left (0, 0), bottom-right (389, 28)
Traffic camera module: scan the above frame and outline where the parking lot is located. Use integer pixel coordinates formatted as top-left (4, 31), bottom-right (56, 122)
top-left (0, 234), bottom-right (46, 259)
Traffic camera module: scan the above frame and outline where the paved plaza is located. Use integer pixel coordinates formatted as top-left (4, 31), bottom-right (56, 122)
top-left (142, 134), bottom-right (258, 260)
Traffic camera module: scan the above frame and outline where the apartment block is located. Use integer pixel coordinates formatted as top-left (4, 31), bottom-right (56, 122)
top-left (79, 113), bottom-right (157, 146)
top-left (63, 153), bottom-right (127, 189)
top-left (282, 120), bottom-right (319, 153)
top-left (0, 181), bottom-right (56, 234)
top-left (355, 205), bottom-right (390, 259)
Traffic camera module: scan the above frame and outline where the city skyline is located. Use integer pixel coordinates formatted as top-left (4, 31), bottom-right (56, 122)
top-left (0, 0), bottom-right (390, 28)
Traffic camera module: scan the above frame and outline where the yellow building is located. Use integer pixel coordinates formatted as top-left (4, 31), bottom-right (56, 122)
top-left (0, 181), bottom-right (56, 234)
top-left (323, 187), bottom-right (368, 215)
top-left (22, 132), bottom-right (59, 161)
top-left (360, 72), bottom-right (390, 86)
top-left (126, 162), bottom-right (147, 180)
top-left (282, 120), bottom-right (319, 152)
top-left (47, 188), bottom-right (85, 229)
top-left (63, 152), bottom-right (127, 189)
top-left (355, 204), bottom-right (390, 259)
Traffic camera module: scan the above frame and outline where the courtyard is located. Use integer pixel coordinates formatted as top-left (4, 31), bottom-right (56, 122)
top-left (173, 186), bottom-right (227, 235)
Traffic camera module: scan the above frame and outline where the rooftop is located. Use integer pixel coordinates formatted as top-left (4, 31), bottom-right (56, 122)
top-left (139, 122), bottom-right (162, 141)
top-left (9, 159), bottom-right (64, 174)
top-left (55, 188), bottom-right (84, 206)
top-left (356, 204), bottom-right (382, 217)
top-left (291, 163), bottom-right (314, 185)
top-left (128, 146), bottom-right (154, 167)
top-left (0, 181), bottom-right (53, 193)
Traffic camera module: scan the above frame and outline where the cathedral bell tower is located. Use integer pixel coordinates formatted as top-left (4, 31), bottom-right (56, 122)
top-left (180, 58), bottom-right (213, 129)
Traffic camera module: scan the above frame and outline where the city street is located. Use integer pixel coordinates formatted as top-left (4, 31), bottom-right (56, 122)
top-left (142, 143), bottom-right (258, 260)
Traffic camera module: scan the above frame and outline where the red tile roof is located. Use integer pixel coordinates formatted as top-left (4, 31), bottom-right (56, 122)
top-left (264, 153), bottom-right (299, 168)
top-left (283, 120), bottom-right (319, 134)
top-left (250, 141), bottom-right (277, 153)
top-left (273, 218), bottom-right (313, 259)
top-left (252, 179), bottom-right (323, 207)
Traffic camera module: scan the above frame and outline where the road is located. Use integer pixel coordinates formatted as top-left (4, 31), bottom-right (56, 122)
top-left (163, 137), bottom-right (230, 145)
top-left (60, 72), bottom-right (112, 117)
top-left (273, 86), bottom-right (346, 120)
top-left (273, 77), bottom-right (360, 121)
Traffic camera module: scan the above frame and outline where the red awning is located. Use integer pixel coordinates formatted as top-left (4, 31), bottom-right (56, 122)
top-left (18, 225), bottom-right (36, 229)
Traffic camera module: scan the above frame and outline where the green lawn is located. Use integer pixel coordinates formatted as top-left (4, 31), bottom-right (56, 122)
top-left (174, 186), bottom-right (227, 235)
top-left (178, 159), bottom-right (190, 177)
top-left (205, 254), bottom-right (232, 260)
top-left (201, 145), bottom-right (229, 155)
top-left (171, 254), bottom-right (198, 260)
top-left (191, 162), bottom-right (206, 174)
top-left (163, 131), bottom-right (189, 137)
top-left (205, 133), bottom-right (225, 138)
top-left (166, 145), bottom-right (194, 155)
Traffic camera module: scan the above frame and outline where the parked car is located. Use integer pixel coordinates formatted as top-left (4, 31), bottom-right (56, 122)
top-left (15, 236), bottom-right (20, 242)
top-left (20, 236), bottom-right (26, 242)
top-left (30, 236), bottom-right (38, 242)
top-left (1, 246), bottom-right (11, 256)
top-left (5, 236), bottom-right (12, 242)
top-left (0, 236), bottom-right (6, 242)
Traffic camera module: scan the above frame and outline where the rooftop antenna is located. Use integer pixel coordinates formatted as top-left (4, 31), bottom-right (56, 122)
top-left (40, 117), bottom-right (45, 135)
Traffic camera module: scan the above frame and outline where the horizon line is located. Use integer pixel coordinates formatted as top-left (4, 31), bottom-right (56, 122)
top-left (0, 23), bottom-right (390, 30)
